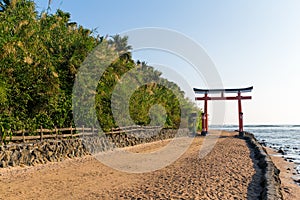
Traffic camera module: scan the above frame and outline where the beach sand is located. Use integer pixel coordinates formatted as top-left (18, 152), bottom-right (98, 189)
top-left (265, 147), bottom-right (300, 200)
top-left (0, 131), bottom-right (280, 199)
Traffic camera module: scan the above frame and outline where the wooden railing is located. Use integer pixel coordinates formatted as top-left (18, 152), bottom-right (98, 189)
top-left (0, 125), bottom-right (162, 144)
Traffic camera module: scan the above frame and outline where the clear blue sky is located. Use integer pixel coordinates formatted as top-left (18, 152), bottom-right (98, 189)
top-left (34, 0), bottom-right (300, 125)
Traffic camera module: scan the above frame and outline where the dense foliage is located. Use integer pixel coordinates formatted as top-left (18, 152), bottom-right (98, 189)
top-left (96, 59), bottom-right (193, 131)
top-left (0, 0), bottom-right (201, 138)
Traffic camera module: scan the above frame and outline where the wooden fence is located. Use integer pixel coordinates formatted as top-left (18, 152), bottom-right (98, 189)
top-left (0, 125), bottom-right (162, 144)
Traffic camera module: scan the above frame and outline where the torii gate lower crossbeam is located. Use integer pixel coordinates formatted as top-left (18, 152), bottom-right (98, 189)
top-left (193, 86), bottom-right (253, 136)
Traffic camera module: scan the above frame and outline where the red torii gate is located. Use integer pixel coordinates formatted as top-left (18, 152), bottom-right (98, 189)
top-left (193, 86), bottom-right (253, 136)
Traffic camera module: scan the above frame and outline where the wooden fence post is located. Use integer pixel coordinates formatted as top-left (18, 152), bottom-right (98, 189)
top-left (92, 126), bottom-right (94, 135)
top-left (82, 125), bottom-right (84, 136)
top-left (40, 126), bottom-right (43, 142)
top-left (54, 126), bottom-right (58, 140)
top-left (70, 125), bottom-right (73, 138)
top-left (22, 129), bottom-right (25, 143)
top-left (0, 130), bottom-right (2, 145)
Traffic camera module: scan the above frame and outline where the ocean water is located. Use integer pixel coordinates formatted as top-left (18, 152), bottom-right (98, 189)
top-left (211, 125), bottom-right (300, 175)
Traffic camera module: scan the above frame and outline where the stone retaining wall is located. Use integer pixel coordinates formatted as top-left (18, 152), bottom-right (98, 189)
top-left (0, 128), bottom-right (189, 168)
top-left (244, 132), bottom-right (283, 200)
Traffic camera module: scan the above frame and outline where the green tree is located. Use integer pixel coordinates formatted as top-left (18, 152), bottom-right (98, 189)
top-left (0, 0), bottom-right (200, 139)
top-left (0, 0), bottom-right (99, 132)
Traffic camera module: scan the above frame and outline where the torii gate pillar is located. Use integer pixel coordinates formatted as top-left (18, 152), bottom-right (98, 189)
top-left (194, 86), bottom-right (253, 136)
top-left (238, 91), bottom-right (244, 136)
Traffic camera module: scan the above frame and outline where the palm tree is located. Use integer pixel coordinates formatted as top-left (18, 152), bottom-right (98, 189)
top-left (108, 35), bottom-right (132, 61)
top-left (47, 0), bottom-right (52, 11)
top-left (109, 35), bottom-right (132, 53)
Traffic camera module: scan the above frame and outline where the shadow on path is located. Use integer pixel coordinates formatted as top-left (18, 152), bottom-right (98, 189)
top-left (247, 141), bottom-right (263, 200)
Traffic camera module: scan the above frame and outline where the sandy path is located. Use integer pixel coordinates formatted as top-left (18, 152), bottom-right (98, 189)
top-left (0, 131), bottom-right (260, 199)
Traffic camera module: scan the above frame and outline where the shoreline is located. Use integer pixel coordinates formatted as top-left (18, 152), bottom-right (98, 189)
top-left (243, 132), bottom-right (283, 199)
top-left (264, 147), bottom-right (300, 199)
top-left (244, 131), bottom-right (300, 199)
top-left (264, 146), bottom-right (300, 185)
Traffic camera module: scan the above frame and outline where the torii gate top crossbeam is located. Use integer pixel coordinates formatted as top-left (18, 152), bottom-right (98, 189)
top-left (193, 86), bottom-right (253, 94)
